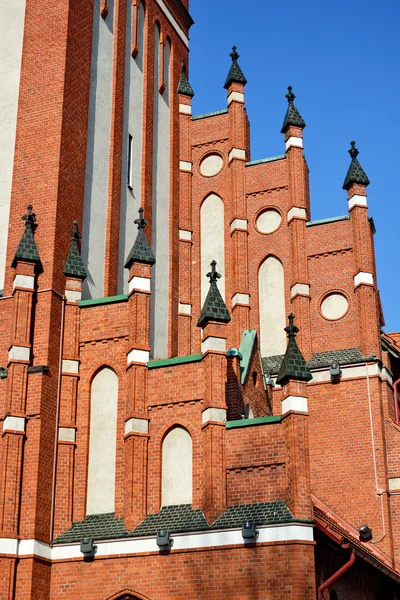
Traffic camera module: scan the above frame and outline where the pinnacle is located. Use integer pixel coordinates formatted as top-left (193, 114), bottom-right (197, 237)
top-left (177, 59), bottom-right (194, 97)
top-left (342, 141), bottom-right (370, 190)
top-left (281, 86), bottom-right (306, 133)
top-left (276, 314), bottom-right (312, 385)
top-left (224, 45), bottom-right (247, 90)
top-left (12, 205), bottom-right (41, 268)
top-left (125, 208), bottom-right (155, 268)
top-left (197, 261), bottom-right (231, 327)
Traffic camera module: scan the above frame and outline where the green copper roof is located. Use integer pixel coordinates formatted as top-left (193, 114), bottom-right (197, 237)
top-left (276, 314), bottom-right (312, 385)
top-left (125, 209), bottom-right (155, 268)
top-left (177, 59), bottom-right (194, 97)
top-left (224, 46), bottom-right (247, 89)
top-left (64, 221), bottom-right (87, 279)
top-left (238, 329), bottom-right (257, 384)
top-left (12, 205), bottom-right (41, 268)
top-left (198, 261), bottom-right (230, 327)
top-left (342, 141), bottom-right (370, 190)
top-left (281, 86), bottom-right (306, 133)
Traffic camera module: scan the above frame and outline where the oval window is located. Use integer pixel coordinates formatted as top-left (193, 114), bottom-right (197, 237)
top-left (256, 209), bottom-right (282, 234)
top-left (200, 154), bottom-right (223, 177)
top-left (321, 293), bottom-right (349, 320)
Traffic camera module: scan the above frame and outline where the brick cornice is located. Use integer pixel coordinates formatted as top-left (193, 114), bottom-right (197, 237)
top-left (163, 0), bottom-right (194, 31)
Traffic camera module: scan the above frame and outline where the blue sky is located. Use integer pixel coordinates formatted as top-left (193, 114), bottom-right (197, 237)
top-left (188, 0), bottom-right (400, 332)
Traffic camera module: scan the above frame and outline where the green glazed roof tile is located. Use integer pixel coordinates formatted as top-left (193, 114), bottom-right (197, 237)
top-left (281, 86), bottom-right (306, 133)
top-left (12, 206), bottom-right (41, 268)
top-left (125, 228), bottom-right (155, 268)
top-left (276, 314), bottom-right (312, 385)
top-left (177, 59), bottom-right (194, 97)
top-left (64, 221), bottom-right (87, 279)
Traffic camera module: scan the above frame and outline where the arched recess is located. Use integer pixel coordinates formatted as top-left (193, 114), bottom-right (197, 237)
top-left (105, 589), bottom-right (152, 600)
top-left (200, 193), bottom-right (225, 304)
top-left (162, 426), bottom-right (192, 506)
top-left (87, 367), bottom-right (118, 515)
top-left (258, 255), bottom-right (286, 357)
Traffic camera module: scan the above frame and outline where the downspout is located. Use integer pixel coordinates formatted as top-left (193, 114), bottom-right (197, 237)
top-left (317, 542), bottom-right (355, 600)
top-left (50, 295), bottom-right (66, 542)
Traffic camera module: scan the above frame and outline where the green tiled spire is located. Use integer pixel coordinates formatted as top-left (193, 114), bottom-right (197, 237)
top-left (64, 221), bottom-right (87, 279)
top-left (342, 141), bottom-right (370, 190)
top-left (276, 314), bottom-right (312, 385)
top-left (12, 205), bottom-right (41, 268)
top-left (224, 46), bottom-right (247, 90)
top-left (281, 86), bottom-right (306, 133)
top-left (197, 261), bottom-right (231, 327)
top-left (177, 59), bottom-right (194, 97)
top-left (124, 208), bottom-right (155, 269)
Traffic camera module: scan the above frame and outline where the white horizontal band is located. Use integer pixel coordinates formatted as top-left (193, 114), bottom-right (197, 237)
top-left (129, 276), bottom-right (151, 293)
top-left (179, 103), bottom-right (192, 115)
top-left (232, 293), bottom-right (250, 307)
top-left (230, 219), bottom-right (248, 231)
top-left (62, 359), bottom-right (79, 374)
top-left (201, 337), bottom-right (226, 353)
top-left (58, 427), bottom-right (76, 442)
top-left (291, 283), bottom-right (310, 297)
top-left (13, 275), bottom-right (34, 290)
top-left (202, 408), bottom-right (227, 424)
top-left (228, 148), bottom-right (246, 163)
top-left (287, 207), bottom-right (306, 221)
top-left (227, 91), bottom-right (245, 105)
top-left (125, 417), bottom-right (149, 435)
top-left (65, 290), bottom-right (82, 302)
top-left (8, 346), bottom-right (30, 362)
top-left (127, 349), bottom-right (149, 365)
top-left (3, 416), bottom-right (25, 433)
top-left (179, 229), bottom-right (192, 241)
top-left (179, 303), bottom-right (191, 315)
top-left (348, 194), bottom-right (368, 210)
top-left (354, 272), bottom-right (373, 287)
top-left (282, 396), bottom-right (308, 415)
top-left (155, 0), bottom-right (189, 47)
top-left (285, 136), bottom-right (303, 150)
top-left (180, 160), bottom-right (192, 172)
top-left (310, 362), bottom-right (381, 383)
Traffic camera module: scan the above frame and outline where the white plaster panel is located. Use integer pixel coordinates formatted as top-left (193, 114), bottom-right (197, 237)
top-left (228, 148), bottom-right (246, 162)
top-left (179, 229), bottom-right (192, 241)
top-left (258, 257), bottom-right (286, 357)
top-left (179, 103), bottom-right (192, 115)
top-left (201, 337), bottom-right (226, 353)
top-left (310, 363), bottom-right (380, 383)
top-left (162, 427), bottom-right (192, 506)
top-left (227, 91), bottom-right (245, 105)
top-left (354, 272), bottom-right (374, 287)
top-left (129, 276), bottom-right (151, 293)
top-left (281, 396), bottom-right (308, 415)
top-left (58, 427), bottom-right (76, 442)
top-left (199, 154), bottom-right (223, 177)
top-left (86, 367), bottom-right (118, 515)
top-left (285, 136), bottom-right (303, 149)
top-left (180, 160), bottom-right (192, 172)
top-left (230, 219), bottom-right (248, 231)
top-left (348, 194), bottom-right (368, 210)
top-left (291, 283), bottom-right (310, 297)
top-left (201, 194), bottom-right (225, 304)
top-left (287, 207), bottom-right (307, 221)
top-left (3, 416), bottom-right (25, 432)
top-left (256, 209), bottom-right (282, 234)
top-left (202, 408), bottom-right (227, 424)
top-left (13, 275), bottom-right (34, 290)
top-left (0, 0), bottom-right (26, 290)
top-left (321, 293), bottom-right (348, 320)
top-left (62, 359), bottom-right (79, 374)
top-left (127, 348), bottom-right (150, 364)
top-left (65, 289), bottom-right (82, 302)
top-left (232, 293), bottom-right (250, 307)
top-left (8, 346), bottom-right (30, 361)
top-left (389, 478), bottom-right (400, 491)
top-left (179, 303), bottom-right (191, 315)
top-left (124, 417), bottom-right (149, 435)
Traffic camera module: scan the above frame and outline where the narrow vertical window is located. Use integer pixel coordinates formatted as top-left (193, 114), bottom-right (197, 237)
top-left (162, 427), bottom-right (192, 506)
top-left (131, 0), bottom-right (139, 57)
top-left (158, 32), bottom-right (165, 94)
top-left (127, 134), bottom-right (133, 189)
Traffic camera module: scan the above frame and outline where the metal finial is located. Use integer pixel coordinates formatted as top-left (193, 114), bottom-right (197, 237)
top-left (72, 220), bottom-right (81, 240)
top-left (22, 205), bottom-right (36, 226)
top-left (286, 86), bottom-right (296, 103)
top-left (206, 260), bottom-right (221, 283)
top-left (349, 141), bottom-right (359, 159)
top-left (284, 313), bottom-right (299, 337)
top-left (181, 58), bottom-right (187, 75)
top-left (230, 46), bottom-right (239, 62)
top-left (134, 207), bottom-right (148, 231)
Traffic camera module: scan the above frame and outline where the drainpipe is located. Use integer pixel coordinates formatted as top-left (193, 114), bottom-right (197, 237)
top-left (393, 378), bottom-right (400, 425)
top-left (317, 542), bottom-right (355, 600)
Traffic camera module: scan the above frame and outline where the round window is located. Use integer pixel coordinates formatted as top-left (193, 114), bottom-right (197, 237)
top-left (321, 293), bottom-right (349, 320)
top-left (256, 209), bottom-right (282, 234)
top-left (199, 154), bottom-right (223, 177)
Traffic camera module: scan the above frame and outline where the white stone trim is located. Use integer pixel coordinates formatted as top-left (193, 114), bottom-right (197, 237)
top-left (125, 417), bottom-right (149, 435)
top-left (62, 359), bottom-right (79, 374)
top-left (179, 103), bottom-right (192, 115)
top-left (155, 0), bottom-right (189, 47)
top-left (281, 396), bottom-right (308, 415)
top-left (354, 272), bottom-right (373, 287)
top-left (228, 148), bottom-right (246, 163)
top-left (230, 219), bottom-right (248, 232)
top-left (201, 337), bottom-right (226, 353)
top-left (179, 160), bottom-right (192, 172)
top-left (202, 408), bottom-right (227, 424)
top-left (0, 537), bottom-right (18, 554)
top-left (348, 194), bottom-right (368, 210)
top-left (13, 274), bottom-right (34, 290)
top-left (129, 276), bottom-right (151, 294)
top-left (287, 207), bottom-right (306, 221)
top-left (381, 367), bottom-right (393, 385)
top-left (179, 229), bottom-right (192, 241)
top-left (65, 289), bottom-right (82, 302)
top-left (3, 416), bottom-right (25, 433)
top-left (227, 91), bottom-right (245, 105)
top-left (58, 427), bottom-right (76, 442)
top-left (127, 349), bottom-right (150, 365)
top-left (389, 478), bottom-right (400, 491)
top-left (8, 346), bottom-right (30, 362)
top-left (179, 303), bottom-right (191, 315)
top-left (285, 136), bottom-right (303, 150)
top-left (232, 293), bottom-right (250, 307)
top-left (291, 283), bottom-right (310, 297)
top-left (310, 362), bottom-right (381, 383)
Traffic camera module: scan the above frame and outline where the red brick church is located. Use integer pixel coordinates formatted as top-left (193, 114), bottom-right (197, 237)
top-left (1, 1), bottom-right (400, 598)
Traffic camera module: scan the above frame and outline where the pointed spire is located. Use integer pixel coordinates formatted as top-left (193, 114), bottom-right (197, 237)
top-left (177, 59), bottom-right (194, 97)
top-left (64, 221), bottom-right (87, 279)
top-left (224, 46), bottom-right (247, 90)
top-left (12, 205), bottom-right (41, 268)
top-left (342, 141), bottom-right (370, 190)
top-left (197, 261), bottom-right (231, 327)
top-left (276, 314), bottom-right (312, 386)
top-left (124, 207), bottom-right (155, 269)
top-left (281, 86), bottom-right (306, 133)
